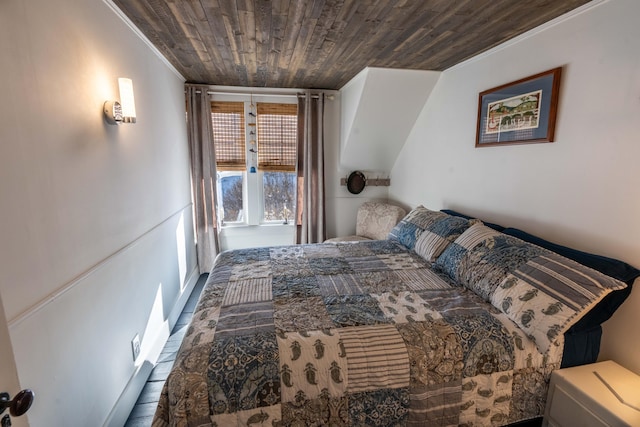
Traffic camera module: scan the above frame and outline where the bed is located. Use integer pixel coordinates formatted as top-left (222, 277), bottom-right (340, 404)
top-left (152, 207), bottom-right (639, 427)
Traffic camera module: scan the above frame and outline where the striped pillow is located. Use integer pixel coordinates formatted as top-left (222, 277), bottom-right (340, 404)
top-left (434, 222), bottom-right (502, 281)
top-left (387, 206), bottom-right (448, 250)
top-left (491, 252), bottom-right (627, 354)
top-left (414, 216), bottom-right (477, 262)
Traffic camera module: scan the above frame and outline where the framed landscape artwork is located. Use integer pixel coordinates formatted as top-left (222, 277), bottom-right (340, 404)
top-left (475, 67), bottom-right (562, 147)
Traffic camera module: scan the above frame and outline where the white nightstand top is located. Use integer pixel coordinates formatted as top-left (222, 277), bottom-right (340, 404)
top-left (550, 360), bottom-right (640, 426)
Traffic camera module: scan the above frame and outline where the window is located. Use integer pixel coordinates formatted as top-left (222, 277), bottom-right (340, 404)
top-left (210, 98), bottom-right (298, 226)
top-left (217, 171), bottom-right (244, 223)
top-left (257, 103), bottom-right (297, 223)
top-left (211, 102), bottom-right (245, 224)
top-left (263, 172), bottom-right (296, 223)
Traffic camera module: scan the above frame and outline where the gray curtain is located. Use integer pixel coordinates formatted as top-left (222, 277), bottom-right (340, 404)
top-left (186, 84), bottom-right (219, 273)
top-left (295, 91), bottom-right (326, 244)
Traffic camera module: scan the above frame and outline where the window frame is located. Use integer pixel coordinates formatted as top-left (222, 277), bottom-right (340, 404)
top-left (258, 171), bottom-right (297, 225)
top-left (256, 102), bottom-right (298, 224)
top-left (216, 170), bottom-right (247, 226)
top-left (209, 95), bottom-right (298, 227)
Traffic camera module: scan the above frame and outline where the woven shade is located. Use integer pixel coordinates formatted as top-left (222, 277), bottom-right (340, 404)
top-left (257, 103), bottom-right (297, 171)
top-left (211, 101), bottom-right (246, 171)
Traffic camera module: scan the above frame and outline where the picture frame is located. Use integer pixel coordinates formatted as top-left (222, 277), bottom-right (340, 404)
top-left (475, 67), bottom-right (562, 147)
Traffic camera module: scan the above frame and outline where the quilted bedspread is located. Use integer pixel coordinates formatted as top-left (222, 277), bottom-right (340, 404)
top-left (153, 240), bottom-right (563, 427)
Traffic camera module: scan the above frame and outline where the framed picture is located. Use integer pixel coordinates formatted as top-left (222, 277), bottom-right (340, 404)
top-left (475, 67), bottom-right (562, 147)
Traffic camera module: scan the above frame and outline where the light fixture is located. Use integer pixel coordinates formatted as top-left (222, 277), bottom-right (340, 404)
top-left (104, 78), bottom-right (137, 125)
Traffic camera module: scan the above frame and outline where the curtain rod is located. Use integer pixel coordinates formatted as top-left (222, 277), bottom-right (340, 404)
top-left (191, 90), bottom-right (330, 99)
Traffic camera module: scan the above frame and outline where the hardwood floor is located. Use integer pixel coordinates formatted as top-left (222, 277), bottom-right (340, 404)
top-left (124, 274), bottom-right (207, 427)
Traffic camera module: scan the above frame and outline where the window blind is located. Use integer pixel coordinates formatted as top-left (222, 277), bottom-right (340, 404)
top-left (211, 101), bottom-right (246, 171)
top-left (257, 103), bottom-right (298, 172)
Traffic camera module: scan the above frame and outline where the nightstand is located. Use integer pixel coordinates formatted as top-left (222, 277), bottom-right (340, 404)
top-left (543, 360), bottom-right (640, 427)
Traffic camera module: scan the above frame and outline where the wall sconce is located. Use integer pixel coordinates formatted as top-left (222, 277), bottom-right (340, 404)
top-left (103, 78), bottom-right (137, 125)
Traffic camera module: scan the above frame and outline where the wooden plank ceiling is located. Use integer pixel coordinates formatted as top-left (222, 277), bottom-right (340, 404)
top-left (114, 0), bottom-right (590, 90)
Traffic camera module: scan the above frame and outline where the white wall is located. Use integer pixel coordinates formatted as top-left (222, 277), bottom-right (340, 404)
top-left (340, 67), bottom-right (441, 172)
top-left (0, 0), bottom-right (197, 425)
top-left (390, 0), bottom-right (640, 373)
top-left (325, 91), bottom-right (393, 239)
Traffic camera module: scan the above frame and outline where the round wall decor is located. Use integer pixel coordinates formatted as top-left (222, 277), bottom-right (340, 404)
top-left (346, 171), bottom-right (366, 194)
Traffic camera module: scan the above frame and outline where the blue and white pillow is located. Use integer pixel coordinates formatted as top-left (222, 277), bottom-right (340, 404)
top-left (388, 206), bottom-right (447, 250)
top-left (492, 252), bottom-right (626, 354)
top-left (435, 222), bottom-right (502, 282)
top-left (414, 216), bottom-right (477, 262)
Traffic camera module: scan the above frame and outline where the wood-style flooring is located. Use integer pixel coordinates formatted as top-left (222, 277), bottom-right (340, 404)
top-left (124, 274), bottom-right (207, 427)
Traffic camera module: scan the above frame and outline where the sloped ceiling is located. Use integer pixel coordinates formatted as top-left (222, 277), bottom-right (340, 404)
top-left (113, 0), bottom-right (590, 90)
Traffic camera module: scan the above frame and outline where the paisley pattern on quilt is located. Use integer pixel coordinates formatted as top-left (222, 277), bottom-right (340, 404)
top-left (153, 240), bottom-right (564, 427)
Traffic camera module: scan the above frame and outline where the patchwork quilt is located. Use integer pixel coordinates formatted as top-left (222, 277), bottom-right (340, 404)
top-left (152, 240), bottom-right (565, 427)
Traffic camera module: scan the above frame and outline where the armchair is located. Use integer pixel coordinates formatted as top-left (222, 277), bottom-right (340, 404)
top-left (325, 201), bottom-right (406, 242)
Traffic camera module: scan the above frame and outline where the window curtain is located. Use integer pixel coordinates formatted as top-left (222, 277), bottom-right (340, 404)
top-left (186, 84), bottom-right (219, 273)
top-left (295, 91), bottom-right (326, 244)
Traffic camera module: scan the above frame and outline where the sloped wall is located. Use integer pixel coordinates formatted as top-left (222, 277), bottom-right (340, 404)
top-left (326, 67), bottom-right (440, 239)
top-left (340, 67), bottom-right (440, 172)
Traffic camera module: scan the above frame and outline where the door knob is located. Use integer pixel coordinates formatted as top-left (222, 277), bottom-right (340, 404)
top-left (0, 389), bottom-right (34, 417)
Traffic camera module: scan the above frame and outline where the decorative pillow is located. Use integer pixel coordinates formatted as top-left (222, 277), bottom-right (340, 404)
top-left (414, 216), bottom-right (477, 262)
top-left (469, 236), bottom-right (547, 301)
top-left (435, 222), bottom-right (551, 301)
top-left (502, 227), bottom-right (640, 333)
top-left (434, 222), bottom-right (503, 283)
top-left (387, 206), bottom-right (448, 250)
top-left (491, 252), bottom-right (627, 355)
top-left (355, 202), bottom-right (407, 240)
